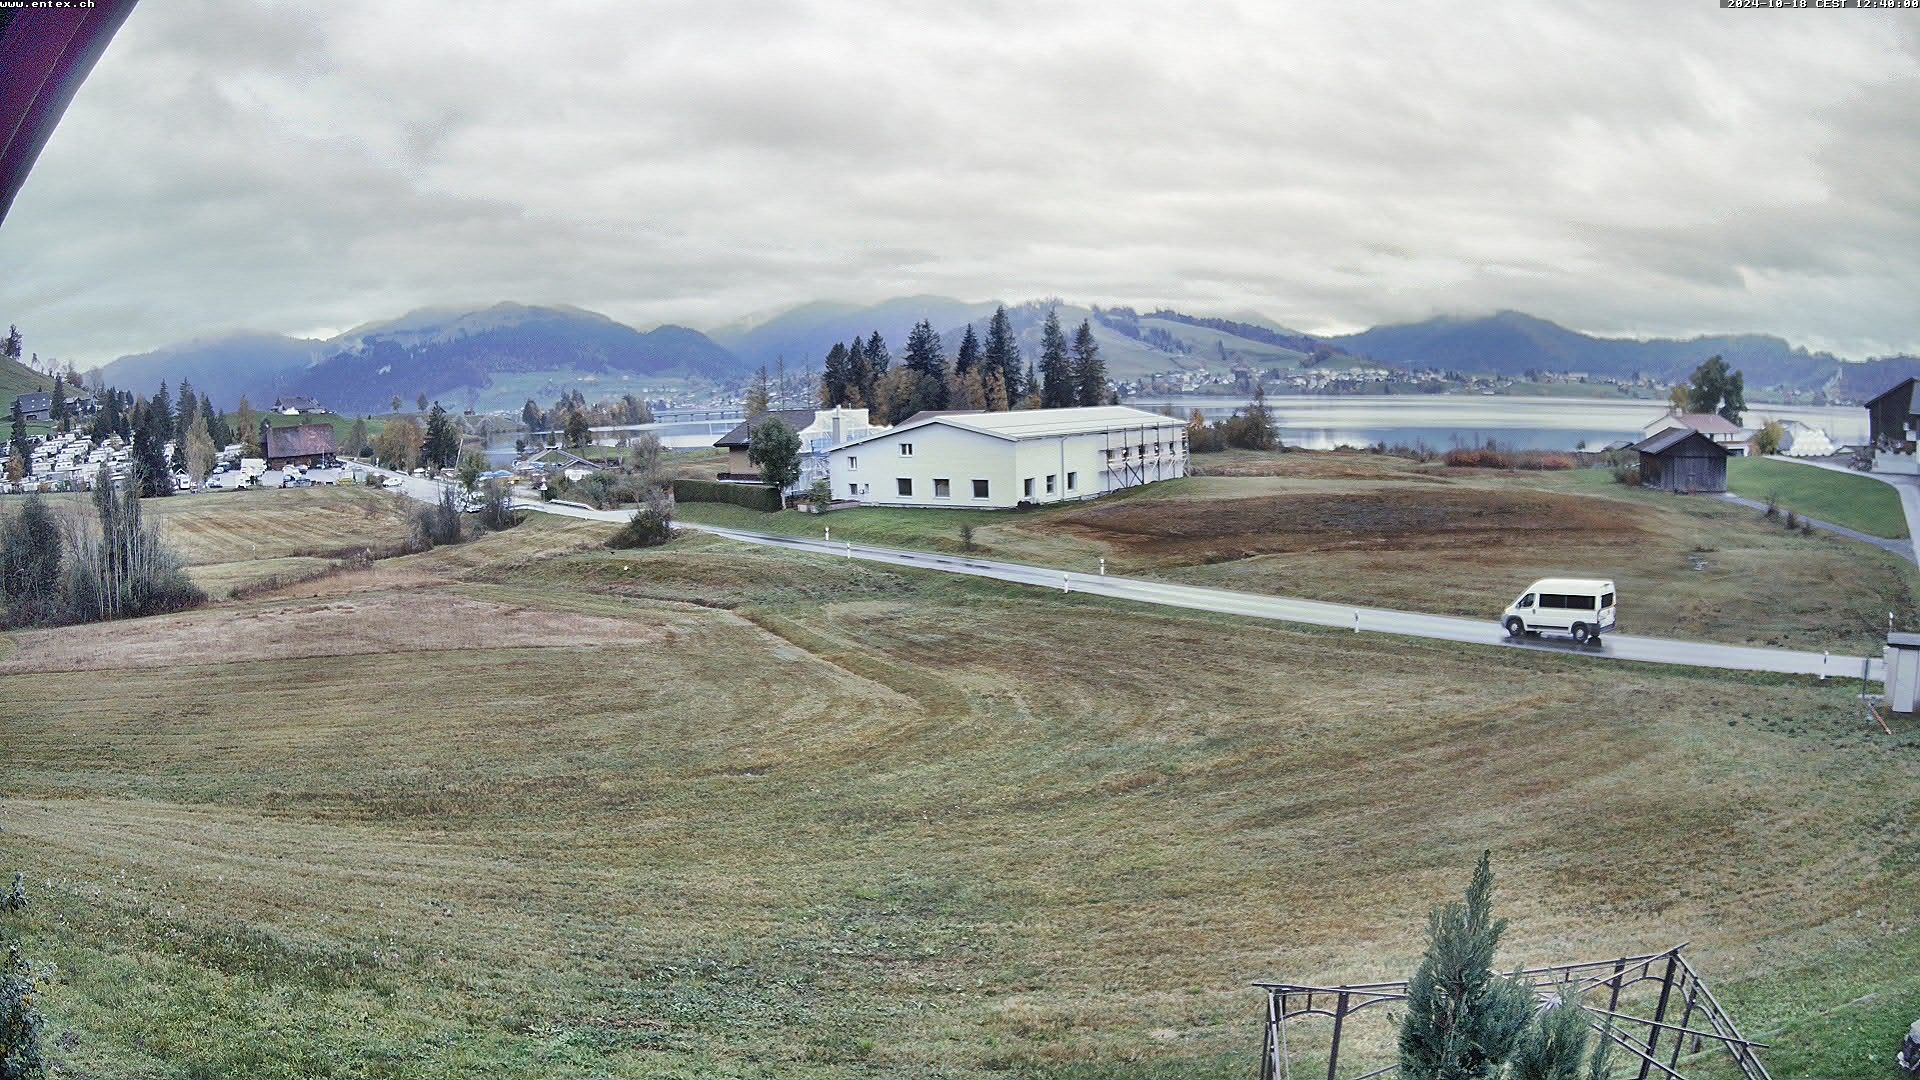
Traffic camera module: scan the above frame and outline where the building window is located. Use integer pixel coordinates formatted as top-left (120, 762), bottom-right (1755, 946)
top-left (1023, 477), bottom-right (1034, 499)
top-left (972, 479), bottom-right (989, 498)
top-left (934, 478), bottom-right (951, 498)
top-left (897, 477), bottom-right (913, 496)
top-left (849, 482), bottom-right (859, 497)
top-left (1045, 474), bottom-right (1056, 494)
top-left (847, 456), bottom-right (857, 471)
top-left (899, 443), bottom-right (914, 457)
top-left (1066, 471), bottom-right (1077, 491)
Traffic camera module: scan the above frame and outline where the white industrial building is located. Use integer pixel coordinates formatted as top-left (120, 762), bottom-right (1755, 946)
top-left (824, 405), bottom-right (1187, 509)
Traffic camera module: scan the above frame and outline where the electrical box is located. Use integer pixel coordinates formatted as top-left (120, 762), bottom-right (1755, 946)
top-left (1883, 633), bottom-right (1920, 713)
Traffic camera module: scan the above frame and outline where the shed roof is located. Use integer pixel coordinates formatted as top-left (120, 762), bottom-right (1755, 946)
top-left (1648, 412), bottom-right (1741, 436)
top-left (713, 409), bottom-right (819, 449)
top-left (1631, 427), bottom-right (1728, 456)
top-left (1867, 377), bottom-right (1919, 416)
top-left (263, 423), bottom-right (337, 459)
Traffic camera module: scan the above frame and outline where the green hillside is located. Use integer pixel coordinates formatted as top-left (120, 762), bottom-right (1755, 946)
top-left (0, 355), bottom-right (53, 404)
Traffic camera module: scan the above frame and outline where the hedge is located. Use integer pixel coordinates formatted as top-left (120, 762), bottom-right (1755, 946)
top-left (672, 478), bottom-right (783, 512)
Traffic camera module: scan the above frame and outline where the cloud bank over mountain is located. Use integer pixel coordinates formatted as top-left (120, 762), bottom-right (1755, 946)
top-left (3, 1), bottom-right (1917, 366)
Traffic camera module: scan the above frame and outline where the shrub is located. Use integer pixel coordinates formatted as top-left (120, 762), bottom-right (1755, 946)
top-left (477, 479), bottom-right (521, 532)
top-left (59, 470), bottom-right (205, 625)
top-left (0, 497), bottom-right (63, 628)
top-left (672, 479), bottom-right (782, 512)
top-left (0, 942), bottom-right (44, 1080)
top-left (1609, 453), bottom-right (1640, 486)
top-left (1, 874), bottom-right (22, 913)
top-left (1763, 492), bottom-right (1779, 519)
top-left (609, 493), bottom-right (673, 549)
top-left (1397, 852), bottom-right (1532, 1079)
top-left (1442, 447), bottom-right (1573, 470)
top-left (1783, 510), bottom-right (1799, 530)
top-left (410, 487), bottom-right (464, 550)
top-left (809, 478), bottom-right (833, 513)
top-left (960, 523), bottom-right (976, 551)
top-left (1800, 519), bottom-right (1815, 536)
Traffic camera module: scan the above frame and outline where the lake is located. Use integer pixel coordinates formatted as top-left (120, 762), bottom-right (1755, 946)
top-left (1126, 395), bottom-right (1866, 452)
top-left (486, 395), bottom-right (1867, 462)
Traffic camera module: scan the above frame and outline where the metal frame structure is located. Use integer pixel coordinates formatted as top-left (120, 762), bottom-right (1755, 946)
top-left (1256, 945), bottom-right (1769, 1080)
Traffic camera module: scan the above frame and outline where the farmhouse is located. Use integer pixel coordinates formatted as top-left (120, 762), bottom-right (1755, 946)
top-left (1865, 377), bottom-right (1920, 474)
top-left (11, 389), bottom-right (96, 422)
top-left (273, 395), bottom-right (324, 415)
top-left (1641, 410), bottom-right (1746, 455)
top-left (1631, 427), bottom-right (1727, 494)
top-left (824, 405), bottom-right (1186, 509)
top-left (713, 407), bottom-right (884, 489)
top-left (261, 421), bottom-right (337, 469)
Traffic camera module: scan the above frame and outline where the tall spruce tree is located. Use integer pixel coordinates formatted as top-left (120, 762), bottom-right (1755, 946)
top-left (423, 402), bottom-right (459, 468)
top-left (1038, 309), bottom-right (1072, 409)
top-left (903, 320), bottom-right (948, 412)
top-left (1397, 851), bottom-right (1533, 1080)
top-left (865, 331), bottom-right (891, 379)
top-left (845, 337), bottom-right (872, 408)
top-left (7, 399), bottom-right (26, 464)
top-left (821, 342), bottom-right (850, 407)
top-left (954, 323), bottom-right (981, 379)
top-left (48, 375), bottom-right (66, 433)
top-left (983, 305), bottom-right (1021, 404)
top-left (1071, 319), bottom-right (1106, 406)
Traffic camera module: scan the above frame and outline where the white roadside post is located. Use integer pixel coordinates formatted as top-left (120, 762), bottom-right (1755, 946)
top-left (1353, 610), bottom-right (1360, 633)
top-left (1063, 572), bottom-right (1071, 594)
top-left (824, 526), bottom-right (829, 543)
top-left (1099, 557), bottom-right (1106, 576)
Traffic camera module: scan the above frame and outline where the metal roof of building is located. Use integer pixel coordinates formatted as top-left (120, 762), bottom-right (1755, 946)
top-left (1631, 427), bottom-right (1729, 456)
top-left (834, 406), bottom-right (1181, 451)
top-left (1647, 412), bottom-right (1741, 436)
top-left (713, 409), bottom-right (820, 449)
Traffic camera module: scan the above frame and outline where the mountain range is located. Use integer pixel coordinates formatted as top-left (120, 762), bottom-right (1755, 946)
top-left (91, 299), bottom-right (1881, 412)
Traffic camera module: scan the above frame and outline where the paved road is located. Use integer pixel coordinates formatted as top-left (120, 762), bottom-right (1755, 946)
top-left (364, 465), bottom-right (1884, 683)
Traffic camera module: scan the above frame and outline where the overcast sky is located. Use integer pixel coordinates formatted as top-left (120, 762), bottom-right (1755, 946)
top-left (1, 0), bottom-right (1917, 366)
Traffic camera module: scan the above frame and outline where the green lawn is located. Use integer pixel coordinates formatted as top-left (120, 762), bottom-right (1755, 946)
top-left (1727, 457), bottom-right (1908, 539)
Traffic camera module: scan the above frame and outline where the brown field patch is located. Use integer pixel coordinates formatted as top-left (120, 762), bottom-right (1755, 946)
top-left (1054, 488), bottom-right (1643, 561)
top-left (0, 591), bottom-right (674, 673)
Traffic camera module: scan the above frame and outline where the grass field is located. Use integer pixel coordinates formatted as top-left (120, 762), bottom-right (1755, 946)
top-left (1, 488), bottom-right (1916, 1079)
top-left (677, 451), bottom-right (1920, 652)
top-left (1727, 457), bottom-right (1908, 539)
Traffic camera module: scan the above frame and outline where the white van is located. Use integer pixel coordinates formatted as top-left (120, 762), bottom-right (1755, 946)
top-left (1502, 578), bottom-right (1616, 644)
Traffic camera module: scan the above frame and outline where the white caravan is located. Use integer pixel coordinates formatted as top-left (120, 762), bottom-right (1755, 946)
top-left (1501, 578), bottom-right (1616, 644)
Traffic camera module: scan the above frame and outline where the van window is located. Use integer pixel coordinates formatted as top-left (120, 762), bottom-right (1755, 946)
top-left (1600, 592), bottom-right (1614, 608)
top-left (1541, 594), bottom-right (1566, 609)
top-left (1518, 594), bottom-right (1535, 608)
top-left (1570, 594), bottom-right (1597, 610)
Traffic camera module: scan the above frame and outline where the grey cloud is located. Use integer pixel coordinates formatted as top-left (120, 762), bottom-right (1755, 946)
top-left (0, 0), bottom-right (1916, 366)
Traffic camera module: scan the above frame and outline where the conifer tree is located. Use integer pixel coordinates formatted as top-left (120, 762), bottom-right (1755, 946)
top-left (821, 342), bottom-right (850, 407)
top-left (1021, 364), bottom-right (1040, 409)
top-left (744, 366), bottom-right (772, 418)
top-left (846, 337), bottom-right (872, 408)
top-left (1, 941), bottom-right (45, 1080)
top-left (984, 305), bottom-right (1021, 403)
top-left (865, 331), bottom-right (890, 378)
top-left (955, 323), bottom-right (981, 378)
top-left (0, 325), bottom-right (20, 365)
top-left (1071, 319), bottom-right (1107, 406)
top-left (48, 376), bottom-right (65, 434)
top-left (1397, 851), bottom-right (1533, 1080)
top-left (903, 320), bottom-right (948, 412)
top-left (1038, 309), bottom-right (1072, 409)
top-left (1509, 997), bottom-right (1592, 1080)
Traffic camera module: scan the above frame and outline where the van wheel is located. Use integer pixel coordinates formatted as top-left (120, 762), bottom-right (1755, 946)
top-left (1572, 623), bottom-right (1591, 644)
top-left (1504, 617), bottom-right (1525, 638)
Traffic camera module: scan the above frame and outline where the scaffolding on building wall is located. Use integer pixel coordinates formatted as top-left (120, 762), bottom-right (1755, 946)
top-left (1256, 945), bottom-right (1769, 1080)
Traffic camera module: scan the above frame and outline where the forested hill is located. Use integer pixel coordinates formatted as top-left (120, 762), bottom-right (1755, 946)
top-left (1331, 311), bottom-right (1840, 391)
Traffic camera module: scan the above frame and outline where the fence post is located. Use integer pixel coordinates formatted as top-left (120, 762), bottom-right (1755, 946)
top-left (1637, 953), bottom-right (1680, 1080)
top-left (1325, 992), bottom-right (1349, 1080)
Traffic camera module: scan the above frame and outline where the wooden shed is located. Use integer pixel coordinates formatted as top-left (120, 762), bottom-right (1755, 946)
top-left (1631, 427), bottom-right (1727, 494)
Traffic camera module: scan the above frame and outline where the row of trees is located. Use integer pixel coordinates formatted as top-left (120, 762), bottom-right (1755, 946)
top-left (815, 306), bottom-right (1110, 425)
top-left (520, 391), bottom-right (655, 437)
top-left (0, 470), bottom-right (205, 628)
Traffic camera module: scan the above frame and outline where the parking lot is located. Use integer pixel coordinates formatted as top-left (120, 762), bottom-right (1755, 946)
top-left (197, 465), bottom-right (355, 491)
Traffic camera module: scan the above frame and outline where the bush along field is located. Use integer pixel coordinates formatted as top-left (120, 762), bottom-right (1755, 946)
top-left (0, 485), bottom-right (1915, 1079)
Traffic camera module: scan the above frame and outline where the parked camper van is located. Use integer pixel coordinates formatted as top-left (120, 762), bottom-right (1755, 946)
top-left (1502, 578), bottom-right (1616, 644)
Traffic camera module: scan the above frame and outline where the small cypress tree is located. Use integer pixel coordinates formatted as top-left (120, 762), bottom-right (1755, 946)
top-left (1509, 997), bottom-right (1590, 1080)
top-left (0, 942), bottom-right (44, 1080)
top-left (1396, 851), bottom-right (1533, 1080)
